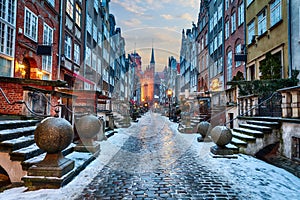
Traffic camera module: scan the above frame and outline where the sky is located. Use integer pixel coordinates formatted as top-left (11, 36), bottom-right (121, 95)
top-left (1, 115), bottom-right (300, 199)
top-left (110, 0), bottom-right (200, 72)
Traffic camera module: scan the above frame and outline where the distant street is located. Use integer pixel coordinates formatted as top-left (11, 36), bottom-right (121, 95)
top-left (75, 112), bottom-right (238, 199)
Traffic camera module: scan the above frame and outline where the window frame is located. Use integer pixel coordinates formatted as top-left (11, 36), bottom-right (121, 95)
top-left (24, 7), bottom-right (38, 42)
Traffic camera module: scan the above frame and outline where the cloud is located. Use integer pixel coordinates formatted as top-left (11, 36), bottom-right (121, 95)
top-left (114, 0), bottom-right (146, 16)
top-left (161, 14), bottom-right (174, 20)
top-left (180, 13), bottom-right (193, 22)
top-left (123, 18), bottom-right (142, 27)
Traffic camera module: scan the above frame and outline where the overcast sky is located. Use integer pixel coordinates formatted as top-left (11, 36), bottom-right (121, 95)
top-left (110, 0), bottom-right (200, 72)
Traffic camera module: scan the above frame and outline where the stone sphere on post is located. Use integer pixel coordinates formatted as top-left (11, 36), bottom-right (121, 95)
top-left (34, 117), bottom-right (74, 153)
top-left (210, 126), bottom-right (232, 147)
top-left (197, 121), bottom-right (211, 138)
top-left (76, 114), bottom-right (101, 139)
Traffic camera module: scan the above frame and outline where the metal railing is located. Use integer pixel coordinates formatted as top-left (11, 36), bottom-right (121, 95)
top-left (0, 87), bottom-right (73, 118)
top-left (224, 91), bottom-right (280, 127)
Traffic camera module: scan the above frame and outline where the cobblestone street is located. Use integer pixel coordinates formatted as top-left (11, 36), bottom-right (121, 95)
top-left (76, 112), bottom-right (238, 199)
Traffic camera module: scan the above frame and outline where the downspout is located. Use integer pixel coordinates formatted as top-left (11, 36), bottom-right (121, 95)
top-left (244, 0), bottom-right (247, 80)
top-left (287, 0), bottom-right (293, 78)
top-left (57, 0), bottom-right (64, 80)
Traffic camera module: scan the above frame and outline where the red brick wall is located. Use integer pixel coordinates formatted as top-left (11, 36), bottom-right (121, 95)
top-left (0, 83), bottom-right (23, 115)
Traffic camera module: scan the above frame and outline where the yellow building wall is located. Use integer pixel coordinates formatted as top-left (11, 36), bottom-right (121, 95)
top-left (246, 0), bottom-right (289, 79)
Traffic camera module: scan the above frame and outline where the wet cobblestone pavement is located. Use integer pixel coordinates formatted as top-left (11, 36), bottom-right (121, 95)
top-left (76, 112), bottom-right (239, 199)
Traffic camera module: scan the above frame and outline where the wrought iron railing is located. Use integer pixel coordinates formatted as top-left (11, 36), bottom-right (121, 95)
top-left (0, 87), bottom-right (73, 118)
top-left (224, 91), bottom-right (281, 127)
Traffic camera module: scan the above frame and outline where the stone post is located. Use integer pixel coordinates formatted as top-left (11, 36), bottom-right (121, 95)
top-left (75, 114), bottom-right (101, 154)
top-left (22, 117), bottom-right (74, 190)
top-left (210, 126), bottom-right (237, 158)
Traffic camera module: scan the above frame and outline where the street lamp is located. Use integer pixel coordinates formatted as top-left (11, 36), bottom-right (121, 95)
top-left (167, 89), bottom-right (172, 119)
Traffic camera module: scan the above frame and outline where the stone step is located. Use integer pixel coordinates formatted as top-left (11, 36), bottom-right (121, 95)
top-left (0, 126), bottom-right (36, 142)
top-left (246, 120), bottom-right (280, 129)
top-left (10, 143), bottom-right (44, 161)
top-left (231, 137), bottom-right (248, 148)
top-left (239, 123), bottom-right (272, 133)
top-left (225, 143), bottom-right (239, 154)
top-left (233, 127), bottom-right (264, 138)
top-left (22, 143), bottom-right (76, 170)
top-left (0, 135), bottom-right (35, 152)
top-left (232, 131), bottom-right (256, 142)
top-left (0, 120), bottom-right (39, 131)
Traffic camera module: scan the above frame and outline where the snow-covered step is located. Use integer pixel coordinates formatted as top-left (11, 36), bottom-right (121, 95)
top-left (0, 120), bottom-right (39, 131)
top-left (10, 143), bottom-right (44, 161)
top-left (231, 137), bottom-right (248, 148)
top-left (232, 131), bottom-right (256, 141)
top-left (226, 143), bottom-right (239, 154)
top-left (233, 127), bottom-right (264, 138)
top-left (0, 126), bottom-right (36, 142)
top-left (239, 123), bottom-right (272, 133)
top-left (0, 135), bottom-right (35, 152)
top-left (246, 120), bottom-right (280, 129)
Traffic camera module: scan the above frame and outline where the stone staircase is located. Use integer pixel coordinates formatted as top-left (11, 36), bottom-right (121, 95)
top-left (229, 118), bottom-right (281, 155)
top-left (0, 119), bottom-right (97, 190)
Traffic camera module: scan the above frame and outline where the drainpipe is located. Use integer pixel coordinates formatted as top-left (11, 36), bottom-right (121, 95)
top-left (57, 0), bottom-right (64, 80)
top-left (287, 0), bottom-right (293, 78)
top-left (243, 0), bottom-right (247, 80)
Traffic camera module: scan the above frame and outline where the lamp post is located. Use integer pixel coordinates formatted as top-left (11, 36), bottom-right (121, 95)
top-left (167, 89), bottom-right (172, 119)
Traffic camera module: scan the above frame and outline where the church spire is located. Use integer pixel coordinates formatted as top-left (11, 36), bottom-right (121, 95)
top-left (150, 47), bottom-right (155, 64)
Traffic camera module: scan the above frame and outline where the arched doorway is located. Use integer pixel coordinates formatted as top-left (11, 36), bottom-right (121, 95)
top-left (22, 57), bottom-right (38, 79)
top-left (0, 166), bottom-right (11, 189)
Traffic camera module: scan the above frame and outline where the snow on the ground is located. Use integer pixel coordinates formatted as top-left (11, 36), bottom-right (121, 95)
top-left (1, 117), bottom-right (300, 199)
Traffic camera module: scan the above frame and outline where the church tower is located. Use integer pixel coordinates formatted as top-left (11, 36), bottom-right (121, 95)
top-left (141, 47), bottom-right (155, 105)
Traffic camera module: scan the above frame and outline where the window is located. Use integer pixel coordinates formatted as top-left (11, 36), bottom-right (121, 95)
top-left (225, 20), bottom-right (229, 39)
top-left (64, 35), bottom-right (72, 59)
top-left (75, 3), bottom-right (81, 27)
top-left (231, 12), bottom-right (236, 33)
top-left (238, 2), bottom-right (244, 26)
top-left (227, 50), bottom-right (232, 81)
top-left (247, 0), bottom-right (254, 7)
top-left (0, 57), bottom-right (12, 77)
top-left (74, 43), bottom-right (80, 64)
top-left (225, 0), bottom-right (229, 10)
top-left (292, 137), bottom-right (300, 162)
top-left (66, 0), bottom-right (74, 18)
top-left (1, 0), bottom-right (16, 25)
top-left (98, 32), bottom-right (102, 47)
top-left (218, 30), bottom-right (222, 47)
top-left (270, 0), bottom-right (281, 26)
top-left (214, 12), bottom-right (217, 27)
top-left (258, 9), bottom-right (267, 35)
top-left (205, 32), bottom-right (208, 46)
top-left (42, 23), bottom-right (53, 73)
top-left (86, 47), bottom-right (91, 66)
top-left (235, 44), bottom-right (242, 67)
top-left (218, 4), bottom-right (222, 20)
top-left (93, 24), bottom-right (97, 41)
top-left (247, 20), bottom-right (255, 44)
top-left (94, 0), bottom-right (99, 11)
top-left (87, 14), bottom-right (92, 34)
top-left (24, 8), bottom-right (38, 41)
top-left (47, 0), bottom-right (55, 7)
top-left (209, 18), bottom-right (213, 32)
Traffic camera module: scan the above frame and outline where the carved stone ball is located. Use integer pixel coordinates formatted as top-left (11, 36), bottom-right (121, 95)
top-left (210, 126), bottom-right (232, 147)
top-left (197, 121), bottom-right (211, 137)
top-left (34, 117), bottom-right (74, 154)
top-left (76, 115), bottom-right (101, 139)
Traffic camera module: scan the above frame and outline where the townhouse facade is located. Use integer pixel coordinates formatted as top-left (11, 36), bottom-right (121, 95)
top-left (0, 0), bottom-right (130, 120)
top-left (246, 0), bottom-right (289, 80)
